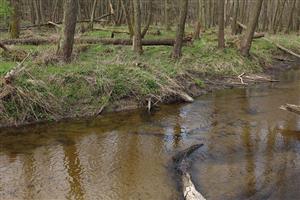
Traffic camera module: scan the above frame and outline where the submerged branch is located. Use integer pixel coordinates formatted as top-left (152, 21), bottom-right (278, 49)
top-left (280, 104), bottom-right (300, 115)
top-left (173, 144), bottom-right (206, 200)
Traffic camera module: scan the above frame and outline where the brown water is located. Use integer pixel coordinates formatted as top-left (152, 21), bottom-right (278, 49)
top-left (0, 67), bottom-right (300, 200)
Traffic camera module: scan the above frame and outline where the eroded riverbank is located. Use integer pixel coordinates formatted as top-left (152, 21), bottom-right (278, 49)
top-left (0, 64), bottom-right (299, 200)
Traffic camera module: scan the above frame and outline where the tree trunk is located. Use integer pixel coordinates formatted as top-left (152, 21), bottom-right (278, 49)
top-left (261, 0), bottom-right (268, 31)
top-left (165, 0), bottom-right (171, 30)
top-left (132, 0), bottom-right (143, 55)
top-left (240, 0), bottom-right (263, 57)
top-left (285, 0), bottom-right (296, 33)
top-left (141, 1), bottom-right (153, 38)
top-left (56, 0), bottom-right (79, 62)
top-left (231, 0), bottom-right (239, 35)
top-left (121, 0), bottom-right (134, 37)
top-left (89, 0), bottom-right (98, 29)
top-left (172, 0), bottom-right (189, 59)
top-left (9, 0), bottom-right (20, 39)
top-left (33, 0), bottom-right (40, 29)
top-left (218, 0), bottom-right (225, 49)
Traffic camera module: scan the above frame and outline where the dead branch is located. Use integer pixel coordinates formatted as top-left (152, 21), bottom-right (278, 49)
top-left (4, 53), bottom-right (30, 84)
top-left (238, 72), bottom-right (247, 85)
top-left (235, 20), bottom-right (300, 59)
top-left (264, 38), bottom-right (300, 59)
top-left (280, 104), bottom-right (300, 115)
top-left (173, 144), bottom-right (206, 200)
top-left (48, 21), bottom-right (61, 28)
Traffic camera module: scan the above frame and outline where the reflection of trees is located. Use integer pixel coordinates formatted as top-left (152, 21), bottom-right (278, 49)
top-left (63, 141), bottom-right (85, 200)
top-left (23, 153), bottom-right (35, 200)
top-left (241, 123), bottom-right (256, 198)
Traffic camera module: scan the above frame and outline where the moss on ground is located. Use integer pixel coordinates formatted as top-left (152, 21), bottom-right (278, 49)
top-left (0, 27), bottom-right (299, 126)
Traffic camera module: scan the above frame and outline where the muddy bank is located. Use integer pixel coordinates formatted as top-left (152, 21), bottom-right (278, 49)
top-left (0, 54), bottom-right (298, 129)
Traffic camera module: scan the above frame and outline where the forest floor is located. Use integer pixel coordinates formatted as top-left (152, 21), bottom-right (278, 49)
top-left (1, 26), bottom-right (300, 127)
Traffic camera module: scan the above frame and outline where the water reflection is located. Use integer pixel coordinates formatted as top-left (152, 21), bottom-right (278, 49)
top-left (0, 68), bottom-right (300, 200)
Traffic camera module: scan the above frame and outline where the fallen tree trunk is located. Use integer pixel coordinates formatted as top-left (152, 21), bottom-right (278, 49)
top-left (280, 104), bottom-right (300, 115)
top-left (1, 37), bottom-right (192, 46)
top-left (0, 42), bottom-right (9, 51)
top-left (236, 21), bottom-right (300, 59)
top-left (230, 18), bottom-right (265, 39)
top-left (0, 14), bottom-right (113, 31)
top-left (93, 28), bottom-right (130, 34)
top-left (264, 38), bottom-right (300, 59)
top-left (173, 144), bottom-right (206, 200)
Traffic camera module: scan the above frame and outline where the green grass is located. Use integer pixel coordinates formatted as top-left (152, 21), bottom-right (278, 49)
top-left (1, 27), bottom-right (299, 126)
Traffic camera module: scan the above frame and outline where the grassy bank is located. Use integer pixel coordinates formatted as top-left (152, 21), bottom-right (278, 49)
top-left (0, 27), bottom-right (299, 127)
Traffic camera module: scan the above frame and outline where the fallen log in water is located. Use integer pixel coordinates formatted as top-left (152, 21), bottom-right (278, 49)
top-left (280, 104), bottom-right (300, 115)
top-left (0, 37), bottom-right (192, 46)
top-left (173, 144), bottom-right (206, 200)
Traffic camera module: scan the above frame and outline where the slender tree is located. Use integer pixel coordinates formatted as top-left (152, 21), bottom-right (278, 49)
top-left (172, 0), bottom-right (189, 59)
top-left (165, 0), bottom-right (171, 30)
top-left (218, 0), bottom-right (225, 49)
top-left (132, 0), bottom-right (143, 55)
top-left (121, 0), bottom-right (134, 37)
top-left (285, 0), bottom-right (296, 33)
top-left (240, 0), bottom-right (264, 57)
top-left (89, 0), bottom-right (98, 29)
top-left (9, 0), bottom-right (20, 39)
top-left (57, 0), bottom-right (79, 62)
top-left (231, 0), bottom-right (239, 35)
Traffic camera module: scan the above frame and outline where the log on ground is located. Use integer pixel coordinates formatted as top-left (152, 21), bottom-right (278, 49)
top-left (1, 37), bottom-right (192, 46)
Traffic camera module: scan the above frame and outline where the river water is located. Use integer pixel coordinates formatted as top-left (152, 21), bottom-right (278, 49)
top-left (0, 66), bottom-right (299, 200)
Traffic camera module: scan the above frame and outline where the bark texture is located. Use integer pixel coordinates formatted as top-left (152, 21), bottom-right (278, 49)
top-left (240, 0), bottom-right (263, 57)
top-left (132, 0), bottom-right (143, 55)
top-left (172, 0), bottom-right (189, 59)
top-left (218, 0), bottom-right (225, 49)
top-left (57, 0), bottom-right (79, 62)
top-left (9, 0), bottom-right (20, 39)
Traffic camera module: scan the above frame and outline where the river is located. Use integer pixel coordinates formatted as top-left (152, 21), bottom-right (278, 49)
top-left (0, 66), bottom-right (299, 200)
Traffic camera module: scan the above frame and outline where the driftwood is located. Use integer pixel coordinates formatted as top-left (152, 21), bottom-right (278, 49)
top-left (1, 37), bottom-right (192, 46)
top-left (173, 144), bottom-right (206, 200)
top-left (236, 73), bottom-right (279, 85)
top-left (280, 104), bottom-right (300, 115)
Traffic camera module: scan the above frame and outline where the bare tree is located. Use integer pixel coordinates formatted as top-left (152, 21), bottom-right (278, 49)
top-left (132, 0), bottom-right (143, 55)
top-left (121, 0), bottom-right (134, 37)
top-left (240, 0), bottom-right (264, 57)
top-left (89, 0), bottom-right (98, 29)
top-left (218, 0), bottom-right (225, 49)
top-left (172, 0), bottom-right (189, 59)
top-left (231, 0), bottom-right (239, 35)
top-left (165, 0), bottom-right (171, 30)
top-left (57, 0), bottom-right (79, 62)
top-left (9, 0), bottom-right (20, 39)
